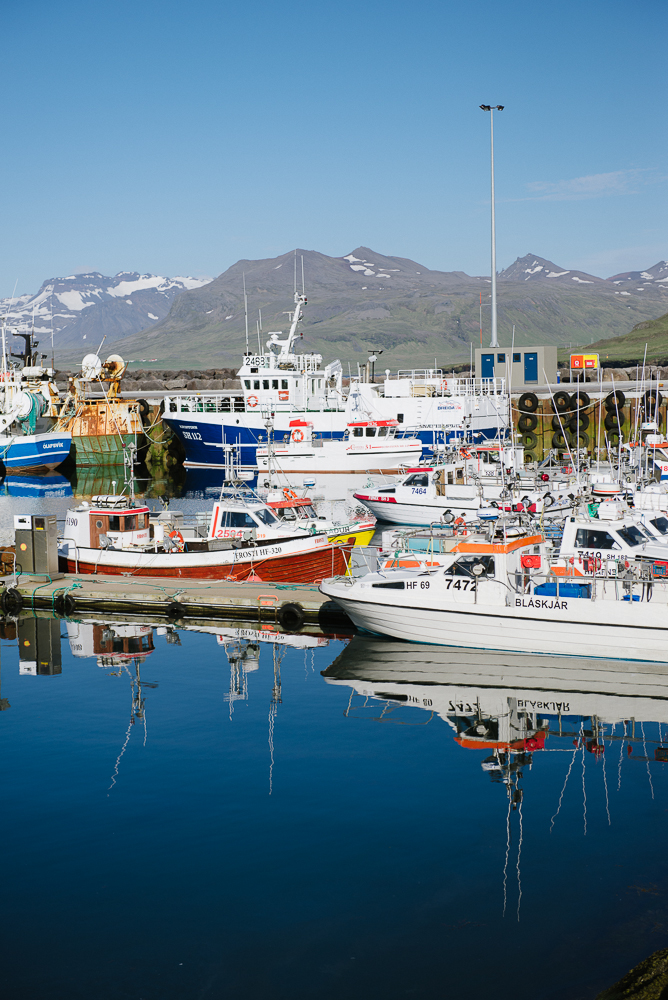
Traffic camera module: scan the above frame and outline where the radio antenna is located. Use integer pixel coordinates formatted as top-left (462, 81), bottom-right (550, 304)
top-left (301, 255), bottom-right (305, 295)
top-left (293, 250), bottom-right (297, 295)
top-left (243, 273), bottom-right (249, 354)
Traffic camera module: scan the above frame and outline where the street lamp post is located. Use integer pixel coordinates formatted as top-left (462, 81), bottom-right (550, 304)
top-left (480, 104), bottom-right (504, 348)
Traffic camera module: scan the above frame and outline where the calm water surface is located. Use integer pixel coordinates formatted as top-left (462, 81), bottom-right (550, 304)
top-left (0, 613), bottom-right (667, 999)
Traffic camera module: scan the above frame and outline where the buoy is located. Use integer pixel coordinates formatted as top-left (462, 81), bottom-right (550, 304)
top-left (168, 530), bottom-right (185, 552)
top-left (292, 429), bottom-right (304, 443)
top-left (247, 395), bottom-right (259, 408)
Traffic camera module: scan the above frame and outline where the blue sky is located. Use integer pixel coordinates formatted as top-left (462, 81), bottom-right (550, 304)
top-left (0, 0), bottom-right (665, 296)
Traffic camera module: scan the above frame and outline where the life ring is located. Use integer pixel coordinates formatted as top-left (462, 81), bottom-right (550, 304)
top-left (292, 429), bottom-right (304, 443)
top-left (278, 390), bottom-right (289, 401)
top-left (169, 530), bottom-right (185, 552)
top-left (247, 395), bottom-right (259, 408)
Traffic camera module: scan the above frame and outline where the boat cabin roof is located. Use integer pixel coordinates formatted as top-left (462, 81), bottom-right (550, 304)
top-left (451, 533), bottom-right (544, 555)
top-left (72, 496), bottom-right (149, 516)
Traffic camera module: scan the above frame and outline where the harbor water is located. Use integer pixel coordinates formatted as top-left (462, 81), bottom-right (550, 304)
top-left (1, 613), bottom-right (668, 998)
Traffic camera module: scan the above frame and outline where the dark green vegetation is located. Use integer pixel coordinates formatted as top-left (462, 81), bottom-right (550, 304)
top-left (595, 947), bottom-right (668, 1000)
top-left (58, 249), bottom-right (667, 370)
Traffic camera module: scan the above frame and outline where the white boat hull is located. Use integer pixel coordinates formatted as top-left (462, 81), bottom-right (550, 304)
top-left (320, 583), bottom-right (668, 662)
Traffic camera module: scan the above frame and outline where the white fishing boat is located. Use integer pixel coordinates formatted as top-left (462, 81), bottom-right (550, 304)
top-left (162, 277), bottom-right (510, 467)
top-left (352, 455), bottom-right (574, 526)
top-left (58, 494), bottom-right (353, 583)
top-left (256, 418), bottom-right (422, 473)
top-left (320, 523), bottom-right (668, 661)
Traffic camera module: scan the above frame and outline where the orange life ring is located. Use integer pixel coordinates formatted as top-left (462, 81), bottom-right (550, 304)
top-left (247, 395), bottom-right (259, 408)
top-left (278, 390), bottom-right (289, 401)
top-left (292, 429), bottom-right (304, 442)
top-left (169, 530), bottom-right (185, 552)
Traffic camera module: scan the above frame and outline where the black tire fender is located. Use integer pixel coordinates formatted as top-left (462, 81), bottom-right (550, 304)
top-left (568, 412), bottom-right (590, 433)
top-left (605, 389), bottom-right (626, 410)
top-left (54, 593), bottom-right (76, 617)
top-left (552, 391), bottom-right (572, 413)
top-left (518, 392), bottom-right (539, 413)
top-left (166, 601), bottom-right (186, 619)
top-left (517, 413), bottom-right (538, 433)
top-left (0, 587), bottom-right (23, 615)
top-left (570, 391), bottom-right (590, 410)
top-left (277, 602), bottom-right (305, 632)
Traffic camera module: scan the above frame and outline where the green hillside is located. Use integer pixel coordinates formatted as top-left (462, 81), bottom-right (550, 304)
top-left (585, 312), bottom-right (668, 362)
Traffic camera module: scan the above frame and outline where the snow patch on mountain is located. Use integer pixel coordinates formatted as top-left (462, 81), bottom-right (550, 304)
top-left (0, 271), bottom-right (211, 351)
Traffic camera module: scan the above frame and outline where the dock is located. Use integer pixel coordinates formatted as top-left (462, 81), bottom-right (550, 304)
top-left (11, 573), bottom-right (351, 631)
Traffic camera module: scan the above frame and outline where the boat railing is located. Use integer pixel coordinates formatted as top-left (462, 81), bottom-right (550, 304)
top-left (166, 394), bottom-right (246, 414)
top-left (450, 377), bottom-right (506, 396)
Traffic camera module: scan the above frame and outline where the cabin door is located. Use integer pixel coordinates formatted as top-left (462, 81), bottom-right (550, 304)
top-left (89, 514), bottom-right (108, 548)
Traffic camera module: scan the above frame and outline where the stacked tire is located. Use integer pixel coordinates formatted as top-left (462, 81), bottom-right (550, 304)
top-left (518, 393), bottom-right (539, 461)
top-left (604, 390), bottom-right (625, 446)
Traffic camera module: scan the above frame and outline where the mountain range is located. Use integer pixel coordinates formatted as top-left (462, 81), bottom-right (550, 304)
top-left (0, 271), bottom-right (210, 359)
top-left (4, 250), bottom-right (667, 370)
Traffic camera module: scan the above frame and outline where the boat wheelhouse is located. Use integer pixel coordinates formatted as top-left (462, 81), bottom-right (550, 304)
top-left (257, 418), bottom-right (422, 473)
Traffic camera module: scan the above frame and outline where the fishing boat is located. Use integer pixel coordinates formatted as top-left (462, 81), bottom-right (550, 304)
top-left (59, 494), bottom-right (353, 582)
top-left (0, 331), bottom-right (71, 473)
top-left (162, 282), bottom-right (510, 467)
top-left (256, 418), bottom-right (422, 473)
top-left (351, 455), bottom-right (574, 525)
top-left (262, 487), bottom-right (376, 547)
top-left (55, 353), bottom-right (146, 467)
top-left (320, 521), bottom-right (668, 661)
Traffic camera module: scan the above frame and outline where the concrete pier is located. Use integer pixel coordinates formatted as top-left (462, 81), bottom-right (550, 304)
top-left (11, 573), bottom-right (349, 629)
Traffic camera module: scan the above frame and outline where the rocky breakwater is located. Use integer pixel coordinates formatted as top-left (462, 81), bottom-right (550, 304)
top-left (119, 367), bottom-right (242, 393)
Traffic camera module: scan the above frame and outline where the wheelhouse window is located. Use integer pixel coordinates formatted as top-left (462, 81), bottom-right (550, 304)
top-left (244, 380), bottom-right (251, 389)
top-left (281, 379), bottom-right (289, 390)
top-left (272, 380), bottom-right (279, 389)
top-left (404, 473), bottom-right (429, 487)
top-left (378, 426), bottom-right (388, 436)
top-left (365, 427), bottom-right (376, 437)
top-left (574, 528), bottom-right (618, 550)
top-left (353, 427), bottom-right (364, 438)
top-left (263, 380), bottom-right (270, 390)
top-left (651, 516), bottom-right (668, 535)
top-left (219, 510), bottom-right (257, 528)
top-left (616, 525), bottom-right (645, 547)
top-left (108, 516), bottom-right (120, 531)
top-left (255, 508), bottom-right (278, 525)
top-left (124, 515), bottom-right (137, 531)
top-left (253, 380), bottom-right (260, 390)
top-left (446, 555), bottom-right (495, 577)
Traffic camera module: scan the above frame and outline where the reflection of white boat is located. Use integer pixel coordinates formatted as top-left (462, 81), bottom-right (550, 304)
top-left (257, 419), bottom-right (422, 473)
top-left (323, 636), bottom-right (668, 718)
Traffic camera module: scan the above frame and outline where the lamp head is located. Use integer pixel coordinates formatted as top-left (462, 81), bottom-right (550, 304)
top-left (479, 104), bottom-right (491, 111)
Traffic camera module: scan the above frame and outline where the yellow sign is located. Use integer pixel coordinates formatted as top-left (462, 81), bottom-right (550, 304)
top-left (571, 353), bottom-right (599, 370)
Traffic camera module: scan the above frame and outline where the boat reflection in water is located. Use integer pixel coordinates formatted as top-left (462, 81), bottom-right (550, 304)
top-left (1, 473), bottom-right (72, 498)
top-left (323, 637), bottom-right (668, 917)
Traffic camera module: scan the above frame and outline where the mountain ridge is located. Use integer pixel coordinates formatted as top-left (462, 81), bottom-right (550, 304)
top-left (13, 249), bottom-right (668, 370)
